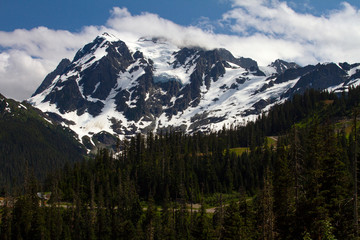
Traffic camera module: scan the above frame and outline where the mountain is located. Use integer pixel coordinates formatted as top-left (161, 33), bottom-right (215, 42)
top-left (28, 32), bottom-right (360, 149)
top-left (0, 93), bottom-right (86, 188)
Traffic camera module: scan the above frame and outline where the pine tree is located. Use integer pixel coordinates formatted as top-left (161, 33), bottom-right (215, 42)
top-left (238, 191), bottom-right (257, 239)
top-left (353, 108), bottom-right (359, 238)
top-left (273, 139), bottom-right (296, 239)
top-left (222, 200), bottom-right (242, 239)
top-left (29, 206), bottom-right (50, 240)
top-left (0, 204), bottom-right (12, 240)
top-left (46, 204), bottom-right (64, 240)
top-left (259, 168), bottom-right (276, 240)
top-left (143, 197), bottom-right (156, 240)
top-left (159, 199), bottom-right (176, 240)
top-left (191, 204), bottom-right (212, 240)
top-left (212, 194), bottom-right (225, 239)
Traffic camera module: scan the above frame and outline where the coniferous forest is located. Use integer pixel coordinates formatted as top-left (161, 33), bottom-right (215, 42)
top-left (2, 86), bottom-right (360, 239)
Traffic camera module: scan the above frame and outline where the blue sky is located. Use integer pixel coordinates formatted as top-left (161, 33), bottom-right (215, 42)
top-left (0, 0), bottom-right (230, 32)
top-left (1, 0), bottom-right (359, 32)
top-left (0, 0), bottom-right (359, 100)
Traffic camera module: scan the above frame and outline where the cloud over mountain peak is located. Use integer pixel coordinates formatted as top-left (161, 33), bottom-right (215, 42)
top-left (0, 1), bottom-right (359, 100)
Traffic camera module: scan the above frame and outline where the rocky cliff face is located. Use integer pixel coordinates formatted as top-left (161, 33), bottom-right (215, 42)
top-left (28, 33), bottom-right (360, 149)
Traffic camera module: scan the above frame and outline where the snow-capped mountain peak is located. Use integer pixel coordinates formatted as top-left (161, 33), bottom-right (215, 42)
top-left (28, 33), bottom-right (360, 149)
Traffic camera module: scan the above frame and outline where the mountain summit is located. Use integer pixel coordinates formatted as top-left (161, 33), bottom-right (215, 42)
top-left (29, 33), bottom-right (360, 148)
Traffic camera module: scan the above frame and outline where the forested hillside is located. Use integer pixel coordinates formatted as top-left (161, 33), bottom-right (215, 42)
top-left (0, 94), bottom-right (86, 189)
top-left (1, 86), bottom-right (360, 239)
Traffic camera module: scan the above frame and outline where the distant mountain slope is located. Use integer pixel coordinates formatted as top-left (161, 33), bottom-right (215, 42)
top-left (28, 33), bottom-right (360, 149)
top-left (0, 93), bottom-right (86, 188)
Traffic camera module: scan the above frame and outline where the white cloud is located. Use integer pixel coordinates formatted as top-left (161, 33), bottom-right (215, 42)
top-left (104, 7), bottom-right (305, 63)
top-left (222, 0), bottom-right (360, 63)
top-left (0, 53), bottom-right (9, 73)
top-left (0, 26), bottom-right (106, 100)
top-left (106, 8), bottom-right (217, 48)
top-left (0, 50), bottom-right (47, 100)
top-left (105, 4), bottom-right (360, 65)
top-left (0, 2), bottom-right (359, 100)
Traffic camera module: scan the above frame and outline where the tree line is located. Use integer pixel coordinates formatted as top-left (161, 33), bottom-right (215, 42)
top-left (2, 86), bottom-right (360, 239)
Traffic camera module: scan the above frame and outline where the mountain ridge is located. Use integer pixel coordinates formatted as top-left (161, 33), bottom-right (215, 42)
top-left (0, 93), bottom-right (86, 187)
top-left (28, 32), bottom-right (360, 149)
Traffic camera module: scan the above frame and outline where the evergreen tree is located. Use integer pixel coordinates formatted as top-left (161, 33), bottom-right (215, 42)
top-left (0, 204), bottom-right (12, 240)
top-left (159, 199), bottom-right (176, 240)
top-left (259, 168), bottom-right (276, 240)
top-left (222, 200), bottom-right (242, 239)
top-left (191, 204), bottom-right (213, 240)
top-left (273, 139), bottom-right (296, 239)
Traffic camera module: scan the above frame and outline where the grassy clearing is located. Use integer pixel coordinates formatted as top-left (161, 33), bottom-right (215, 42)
top-left (228, 136), bottom-right (277, 156)
top-left (266, 136), bottom-right (278, 148)
top-left (140, 192), bottom-right (253, 214)
top-left (334, 118), bottom-right (360, 137)
top-left (228, 147), bottom-right (249, 156)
